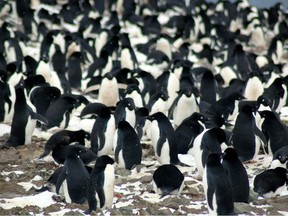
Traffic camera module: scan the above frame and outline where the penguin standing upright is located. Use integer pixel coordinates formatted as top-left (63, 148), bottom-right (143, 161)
top-left (170, 87), bottom-right (200, 127)
top-left (191, 127), bottom-right (226, 176)
top-left (147, 112), bottom-right (179, 165)
top-left (222, 148), bottom-right (250, 203)
top-left (114, 97), bottom-right (136, 128)
top-left (203, 153), bottom-right (234, 215)
top-left (114, 121), bottom-right (142, 170)
top-left (85, 155), bottom-right (115, 214)
top-left (97, 73), bottom-right (119, 107)
top-left (230, 104), bottom-right (267, 162)
top-left (90, 107), bottom-right (115, 156)
top-left (259, 110), bottom-right (288, 155)
top-left (56, 145), bottom-right (89, 204)
top-left (67, 51), bottom-right (83, 89)
top-left (152, 164), bottom-right (184, 198)
top-left (1, 87), bottom-right (47, 148)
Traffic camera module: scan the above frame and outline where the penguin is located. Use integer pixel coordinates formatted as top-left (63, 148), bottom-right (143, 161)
top-left (85, 155), bottom-right (115, 214)
top-left (243, 72), bottom-right (264, 101)
top-left (56, 144), bottom-right (90, 204)
top-left (114, 121), bottom-right (142, 170)
top-left (39, 129), bottom-right (91, 159)
top-left (190, 127), bottom-right (226, 176)
top-left (43, 94), bottom-right (80, 130)
top-left (36, 165), bottom-right (93, 193)
top-left (175, 112), bottom-right (207, 154)
top-left (67, 51), bottom-right (83, 89)
top-left (156, 71), bottom-right (180, 110)
top-left (205, 92), bottom-right (245, 122)
top-left (114, 97), bottom-right (136, 128)
top-left (147, 90), bottom-right (169, 115)
top-left (0, 70), bottom-right (15, 124)
top-left (259, 110), bottom-right (288, 155)
top-left (152, 164), bottom-right (184, 198)
top-left (230, 104), bottom-right (267, 162)
top-left (222, 148), bottom-right (250, 203)
top-left (253, 167), bottom-right (287, 198)
top-left (262, 77), bottom-right (286, 113)
top-left (200, 68), bottom-right (217, 106)
top-left (90, 107), bottom-right (116, 156)
top-left (203, 153), bottom-right (234, 215)
top-left (97, 73), bottom-right (119, 107)
top-left (271, 145), bottom-right (288, 168)
top-left (170, 86), bottom-right (200, 127)
top-left (123, 84), bottom-right (144, 108)
top-left (146, 112), bottom-right (179, 165)
top-left (1, 87), bottom-right (48, 148)
top-left (134, 107), bottom-right (149, 140)
top-left (29, 86), bottom-right (61, 117)
top-left (51, 142), bottom-right (97, 165)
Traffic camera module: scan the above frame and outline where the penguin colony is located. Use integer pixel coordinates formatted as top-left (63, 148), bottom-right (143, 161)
top-left (1, 0), bottom-right (288, 214)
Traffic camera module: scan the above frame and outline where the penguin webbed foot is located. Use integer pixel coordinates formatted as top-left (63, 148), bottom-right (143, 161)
top-left (84, 209), bottom-right (93, 215)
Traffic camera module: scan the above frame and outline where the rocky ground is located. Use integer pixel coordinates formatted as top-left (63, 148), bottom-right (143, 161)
top-left (1, 132), bottom-right (288, 215)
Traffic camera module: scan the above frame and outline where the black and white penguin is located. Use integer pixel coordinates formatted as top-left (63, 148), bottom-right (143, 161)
top-left (43, 94), bottom-right (80, 130)
top-left (230, 104), bottom-right (267, 162)
top-left (222, 148), bottom-right (250, 203)
top-left (29, 85), bottom-right (61, 117)
top-left (114, 97), bottom-right (136, 128)
top-left (170, 87), bottom-right (200, 127)
top-left (203, 153), bottom-right (234, 215)
top-left (39, 129), bottom-right (91, 159)
top-left (123, 84), bottom-right (144, 108)
top-left (114, 121), bottom-right (142, 170)
top-left (259, 110), bottom-right (288, 155)
top-left (146, 112), bottom-right (179, 165)
top-left (152, 164), bottom-right (184, 198)
top-left (262, 77), bottom-right (287, 113)
top-left (205, 92), bottom-right (245, 123)
top-left (1, 87), bottom-right (47, 148)
top-left (271, 145), bottom-right (288, 168)
top-left (175, 112), bottom-right (207, 154)
top-left (253, 167), bottom-right (287, 198)
top-left (97, 73), bottom-right (119, 107)
top-left (56, 145), bottom-right (90, 204)
top-left (67, 51), bottom-right (83, 89)
top-left (0, 70), bottom-right (15, 123)
top-left (190, 127), bottom-right (226, 176)
top-left (147, 90), bottom-right (169, 115)
top-left (90, 107), bottom-right (115, 156)
top-left (85, 155), bottom-right (115, 214)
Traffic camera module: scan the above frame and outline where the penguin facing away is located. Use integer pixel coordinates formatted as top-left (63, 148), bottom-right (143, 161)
top-left (114, 121), bottom-right (142, 170)
top-left (203, 153), bottom-right (234, 215)
top-left (56, 145), bottom-right (90, 204)
top-left (85, 155), bottom-right (115, 214)
top-left (152, 164), bottom-right (184, 198)
top-left (222, 147), bottom-right (250, 203)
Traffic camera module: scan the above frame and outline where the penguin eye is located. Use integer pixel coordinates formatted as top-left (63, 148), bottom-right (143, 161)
top-left (128, 103), bottom-right (131, 106)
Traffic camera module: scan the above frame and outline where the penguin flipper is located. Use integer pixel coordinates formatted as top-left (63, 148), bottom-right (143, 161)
top-left (55, 167), bottom-right (67, 194)
top-left (156, 131), bottom-right (167, 157)
top-left (207, 185), bottom-right (215, 211)
top-left (30, 111), bottom-right (48, 125)
top-left (253, 123), bottom-right (268, 148)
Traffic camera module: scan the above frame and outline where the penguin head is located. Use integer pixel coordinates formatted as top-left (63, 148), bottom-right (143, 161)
top-left (123, 97), bottom-right (136, 111)
top-left (257, 95), bottom-right (272, 107)
top-left (98, 107), bottom-right (111, 118)
top-left (222, 148), bottom-right (239, 161)
top-left (94, 155), bottom-right (114, 168)
top-left (0, 69), bottom-right (8, 82)
top-left (118, 120), bottom-right (131, 129)
top-left (66, 144), bottom-right (88, 159)
top-left (158, 90), bottom-right (169, 101)
top-left (146, 112), bottom-right (166, 122)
